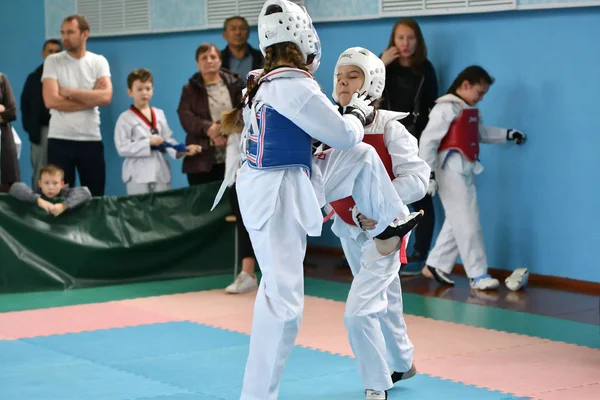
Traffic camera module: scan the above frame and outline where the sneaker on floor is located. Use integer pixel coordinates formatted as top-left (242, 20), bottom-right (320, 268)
top-left (469, 274), bottom-right (500, 290)
top-left (422, 265), bottom-right (455, 286)
top-left (505, 268), bottom-right (529, 291)
top-left (365, 389), bottom-right (387, 400)
top-left (391, 364), bottom-right (417, 383)
top-left (225, 271), bottom-right (258, 294)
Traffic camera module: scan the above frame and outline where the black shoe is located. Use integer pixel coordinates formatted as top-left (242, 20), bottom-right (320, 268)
top-left (426, 266), bottom-right (455, 286)
top-left (391, 364), bottom-right (417, 383)
top-left (375, 212), bottom-right (424, 240)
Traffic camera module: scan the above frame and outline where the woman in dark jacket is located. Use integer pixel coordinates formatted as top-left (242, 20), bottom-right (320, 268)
top-left (178, 42), bottom-right (258, 294)
top-left (177, 43), bottom-right (243, 185)
top-left (380, 18), bottom-right (438, 266)
top-left (0, 73), bottom-right (20, 193)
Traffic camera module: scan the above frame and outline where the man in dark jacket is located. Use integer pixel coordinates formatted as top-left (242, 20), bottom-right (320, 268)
top-left (220, 16), bottom-right (264, 82)
top-left (21, 39), bottom-right (62, 189)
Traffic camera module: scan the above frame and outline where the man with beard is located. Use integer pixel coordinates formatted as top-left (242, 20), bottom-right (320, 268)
top-left (42, 15), bottom-right (112, 196)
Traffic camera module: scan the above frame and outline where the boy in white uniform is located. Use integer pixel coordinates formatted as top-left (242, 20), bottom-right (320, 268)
top-left (114, 68), bottom-right (201, 195)
top-left (217, 2), bottom-right (423, 399)
top-left (313, 47), bottom-right (430, 400)
top-left (419, 65), bottom-right (526, 290)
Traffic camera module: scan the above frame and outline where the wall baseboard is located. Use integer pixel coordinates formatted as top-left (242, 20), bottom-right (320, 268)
top-left (307, 245), bottom-right (600, 296)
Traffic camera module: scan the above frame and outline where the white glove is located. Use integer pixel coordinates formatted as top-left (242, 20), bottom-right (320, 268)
top-left (427, 172), bottom-right (437, 197)
top-left (507, 129), bottom-right (526, 144)
top-left (344, 92), bottom-right (374, 126)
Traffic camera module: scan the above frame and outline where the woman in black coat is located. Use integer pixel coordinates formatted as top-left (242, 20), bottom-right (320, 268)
top-left (380, 18), bottom-right (438, 266)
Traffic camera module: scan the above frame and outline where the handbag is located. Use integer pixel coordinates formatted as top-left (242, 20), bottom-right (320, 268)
top-left (404, 75), bottom-right (425, 136)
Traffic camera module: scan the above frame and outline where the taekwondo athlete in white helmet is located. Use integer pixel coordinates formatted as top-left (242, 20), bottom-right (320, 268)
top-left (215, 2), bottom-right (422, 400)
top-left (314, 47), bottom-right (430, 400)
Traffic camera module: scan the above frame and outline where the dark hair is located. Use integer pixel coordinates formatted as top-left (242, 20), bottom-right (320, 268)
top-left (195, 42), bottom-right (221, 62)
top-left (220, 42), bottom-right (308, 135)
top-left (43, 39), bottom-right (62, 51)
top-left (387, 18), bottom-right (427, 71)
top-left (223, 16), bottom-right (249, 31)
top-left (447, 65), bottom-right (495, 94)
top-left (63, 14), bottom-right (90, 33)
top-left (40, 164), bottom-right (64, 179)
top-left (127, 68), bottom-right (153, 89)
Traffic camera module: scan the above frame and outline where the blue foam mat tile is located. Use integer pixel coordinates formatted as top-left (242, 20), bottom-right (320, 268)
top-left (0, 361), bottom-right (192, 400)
top-left (283, 346), bottom-right (357, 378)
top-left (12, 322), bottom-right (530, 400)
top-left (110, 346), bottom-right (249, 394)
top-left (108, 333), bottom-right (357, 395)
top-left (132, 395), bottom-right (225, 400)
top-left (276, 372), bottom-right (527, 400)
top-left (27, 322), bottom-right (249, 363)
top-left (0, 339), bottom-right (85, 373)
top-left (207, 359), bottom-right (527, 400)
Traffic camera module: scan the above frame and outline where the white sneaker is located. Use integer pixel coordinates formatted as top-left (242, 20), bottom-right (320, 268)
top-left (225, 271), bottom-right (258, 294)
top-left (366, 389), bottom-right (387, 400)
top-left (505, 268), bottom-right (529, 291)
top-left (469, 274), bottom-right (500, 290)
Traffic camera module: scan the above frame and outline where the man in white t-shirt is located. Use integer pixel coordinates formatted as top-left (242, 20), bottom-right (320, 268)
top-left (42, 14), bottom-right (112, 196)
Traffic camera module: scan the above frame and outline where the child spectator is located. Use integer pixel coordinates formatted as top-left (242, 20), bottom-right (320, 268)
top-left (115, 68), bottom-right (201, 195)
top-left (9, 164), bottom-right (91, 216)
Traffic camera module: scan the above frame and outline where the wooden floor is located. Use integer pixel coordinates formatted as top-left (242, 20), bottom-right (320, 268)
top-left (304, 249), bottom-right (600, 326)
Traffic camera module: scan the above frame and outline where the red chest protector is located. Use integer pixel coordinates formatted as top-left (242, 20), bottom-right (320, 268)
top-left (326, 133), bottom-right (408, 263)
top-left (329, 134), bottom-right (394, 226)
top-left (438, 108), bottom-right (479, 162)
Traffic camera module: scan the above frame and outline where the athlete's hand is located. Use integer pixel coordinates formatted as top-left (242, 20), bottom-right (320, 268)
top-left (344, 92), bottom-right (374, 126)
top-left (507, 129), bottom-right (526, 145)
top-left (357, 214), bottom-right (377, 231)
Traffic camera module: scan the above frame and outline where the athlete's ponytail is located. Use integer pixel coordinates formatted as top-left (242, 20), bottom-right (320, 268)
top-left (220, 43), bottom-right (309, 135)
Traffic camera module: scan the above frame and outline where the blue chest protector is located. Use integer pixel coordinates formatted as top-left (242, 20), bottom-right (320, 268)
top-left (245, 104), bottom-right (313, 176)
top-left (210, 67), bottom-right (316, 212)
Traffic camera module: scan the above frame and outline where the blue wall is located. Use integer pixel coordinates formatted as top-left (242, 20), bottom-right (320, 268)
top-left (1, 0), bottom-right (598, 282)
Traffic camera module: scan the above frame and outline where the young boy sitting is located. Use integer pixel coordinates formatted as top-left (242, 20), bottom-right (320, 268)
top-left (9, 164), bottom-right (91, 216)
top-left (114, 68), bottom-right (201, 195)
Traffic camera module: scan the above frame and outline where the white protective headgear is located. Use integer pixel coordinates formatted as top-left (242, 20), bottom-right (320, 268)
top-left (258, 0), bottom-right (321, 73)
top-left (332, 47), bottom-right (386, 103)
